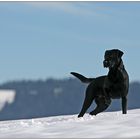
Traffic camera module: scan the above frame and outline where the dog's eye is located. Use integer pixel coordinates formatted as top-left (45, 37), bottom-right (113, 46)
top-left (109, 55), bottom-right (114, 59)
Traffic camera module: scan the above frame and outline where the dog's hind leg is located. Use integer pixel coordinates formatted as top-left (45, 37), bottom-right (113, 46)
top-left (78, 95), bottom-right (95, 118)
top-left (90, 97), bottom-right (111, 116)
top-left (78, 86), bottom-right (95, 118)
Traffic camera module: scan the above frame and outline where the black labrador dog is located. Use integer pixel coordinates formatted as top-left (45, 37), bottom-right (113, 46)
top-left (71, 49), bottom-right (129, 117)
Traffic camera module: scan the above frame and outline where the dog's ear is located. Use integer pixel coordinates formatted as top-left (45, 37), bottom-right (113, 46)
top-left (117, 50), bottom-right (124, 58)
top-left (104, 50), bottom-right (110, 57)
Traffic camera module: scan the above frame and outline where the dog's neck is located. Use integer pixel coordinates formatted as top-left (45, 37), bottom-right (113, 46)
top-left (117, 59), bottom-right (124, 71)
top-left (109, 59), bottom-right (124, 71)
top-left (108, 59), bottom-right (124, 82)
top-left (118, 60), bottom-right (125, 71)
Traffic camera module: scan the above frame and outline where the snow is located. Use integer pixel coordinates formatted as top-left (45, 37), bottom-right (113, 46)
top-left (0, 90), bottom-right (16, 110)
top-left (0, 109), bottom-right (140, 138)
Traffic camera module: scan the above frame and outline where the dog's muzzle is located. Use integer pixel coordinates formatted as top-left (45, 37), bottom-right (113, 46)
top-left (103, 60), bottom-right (109, 67)
top-left (103, 60), bottom-right (116, 68)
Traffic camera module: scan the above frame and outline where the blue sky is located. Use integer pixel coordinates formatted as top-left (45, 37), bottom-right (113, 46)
top-left (0, 2), bottom-right (140, 83)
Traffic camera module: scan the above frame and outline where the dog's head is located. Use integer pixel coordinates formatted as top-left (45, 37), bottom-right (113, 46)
top-left (103, 49), bottom-right (124, 69)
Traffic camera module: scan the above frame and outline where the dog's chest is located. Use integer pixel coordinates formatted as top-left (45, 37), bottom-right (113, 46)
top-left (108, 69), bottom-right (124, 83)
top-left (104, 69), bottom-right (127, 98)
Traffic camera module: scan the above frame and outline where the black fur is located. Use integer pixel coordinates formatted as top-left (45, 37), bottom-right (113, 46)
top-left (71, 49), bottom-right (129, 117)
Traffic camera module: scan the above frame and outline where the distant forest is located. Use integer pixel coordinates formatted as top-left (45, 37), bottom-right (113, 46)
top-left (0, 78), bottom-right (139, 121)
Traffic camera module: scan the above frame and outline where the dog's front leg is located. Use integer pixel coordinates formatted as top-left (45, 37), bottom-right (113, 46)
top-left (122, 96), bottom-right (127, 114)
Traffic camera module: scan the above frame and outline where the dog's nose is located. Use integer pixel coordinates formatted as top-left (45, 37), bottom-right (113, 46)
top-left (103, 60), bottom-right (109, 67)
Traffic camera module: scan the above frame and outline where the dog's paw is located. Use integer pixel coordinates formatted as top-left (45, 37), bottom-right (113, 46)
top-left (89, 111), bottom-right (97, 116)
top-left (78, 114), bottom-right (83, 118)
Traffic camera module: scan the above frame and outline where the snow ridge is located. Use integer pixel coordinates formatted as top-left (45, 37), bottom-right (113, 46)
top-left (0, 109), bottom-right (140, 138)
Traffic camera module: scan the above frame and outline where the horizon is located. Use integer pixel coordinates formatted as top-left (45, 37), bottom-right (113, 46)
top-left (0, 2), bottom-right (140, 84)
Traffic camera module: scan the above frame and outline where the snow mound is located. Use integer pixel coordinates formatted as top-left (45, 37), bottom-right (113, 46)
top-left (0, 109), bottom-right (140, 138)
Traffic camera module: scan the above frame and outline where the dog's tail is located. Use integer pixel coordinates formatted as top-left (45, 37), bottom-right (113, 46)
top-left (70, 72), bottom-right (95, 84)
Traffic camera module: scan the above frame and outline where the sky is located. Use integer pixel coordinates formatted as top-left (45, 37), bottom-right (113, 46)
top-left (0, 1), bottom-right (140, 83)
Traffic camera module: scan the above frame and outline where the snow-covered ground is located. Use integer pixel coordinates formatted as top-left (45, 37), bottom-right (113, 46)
top-left (0, 109), bottom-right (140, 138)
